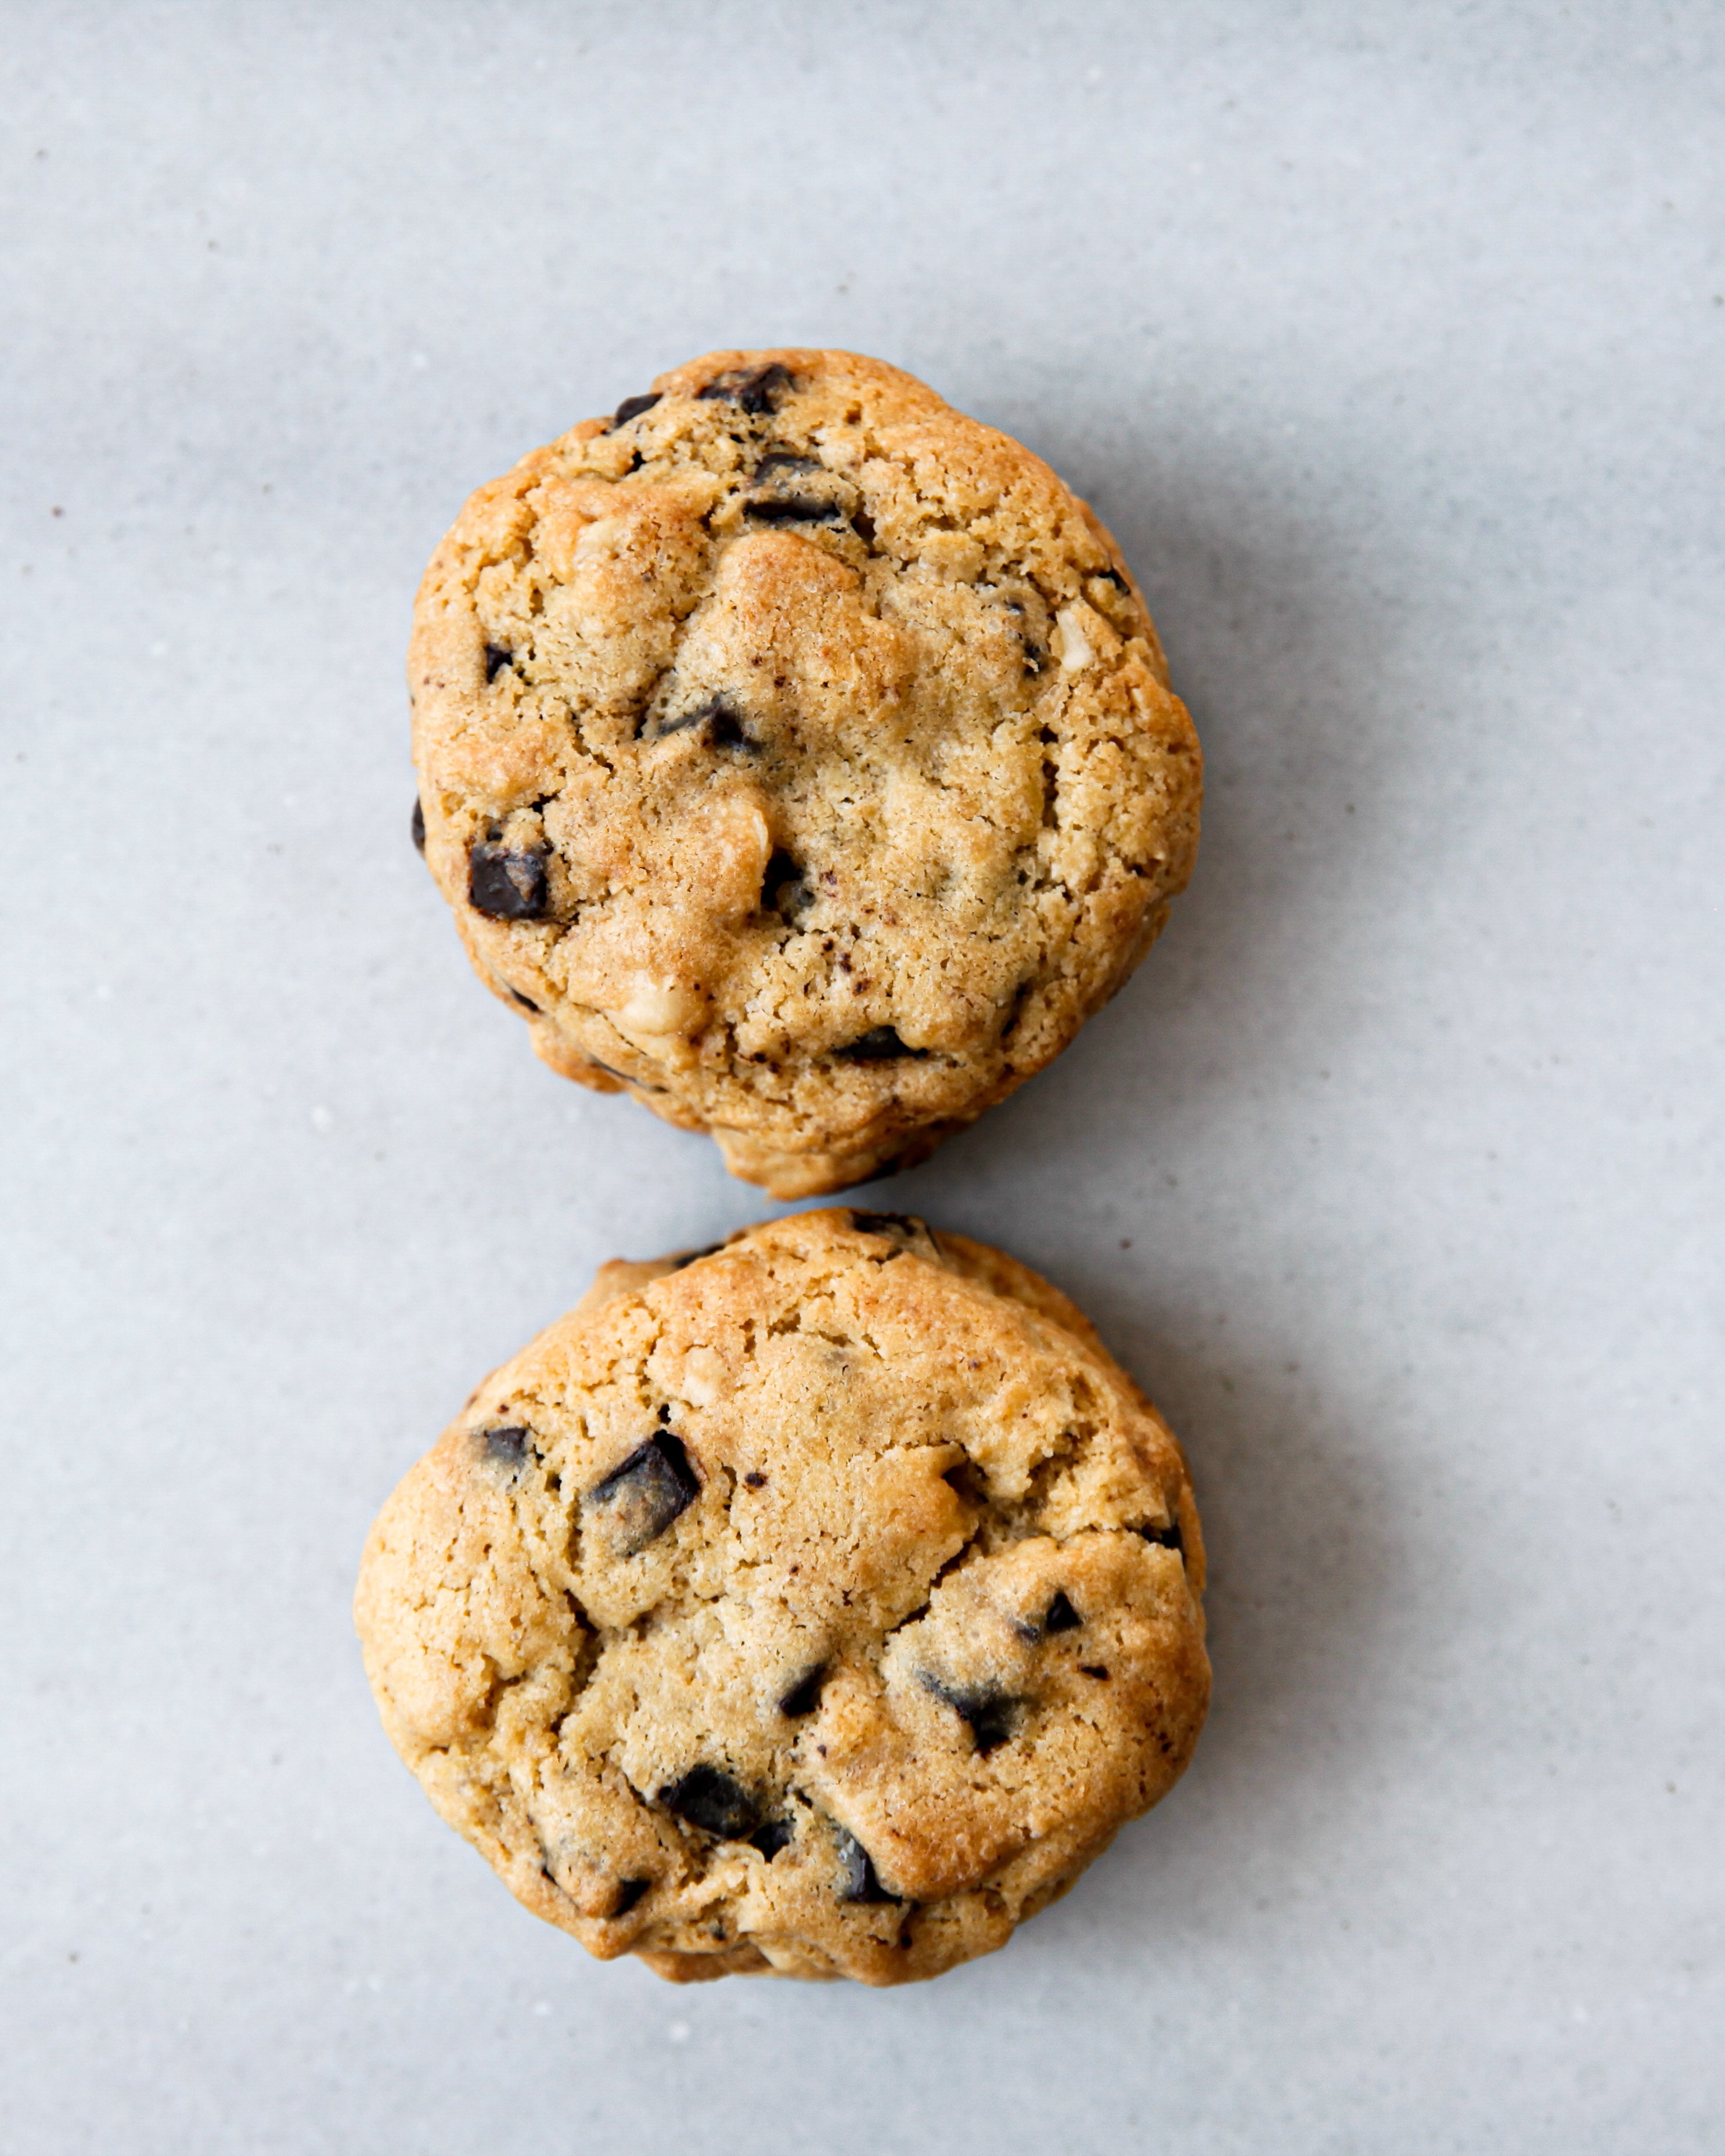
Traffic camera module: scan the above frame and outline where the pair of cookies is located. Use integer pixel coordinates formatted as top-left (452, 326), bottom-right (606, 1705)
top-left (358, 351), bottom-right (1210, 1985)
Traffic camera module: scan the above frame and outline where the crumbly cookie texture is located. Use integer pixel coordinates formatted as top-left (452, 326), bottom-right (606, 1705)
top-left (409, 349), bottom-right (1201, 1196)
top-left (355, 1210), bottom-right (1209, 1986)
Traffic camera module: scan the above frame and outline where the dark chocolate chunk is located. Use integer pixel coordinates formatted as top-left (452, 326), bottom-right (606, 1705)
top-left (1043, 1589), bottom-right (1082, 1635)
top-left (743, 494), bottom-right (842, 524)
top-left (484, 643), bottom-right (513, 682)
top-left (410, 798), bottom-right (426, 852)
top-left (660, 1765), bottom-right (761, 1842)
top-left (834, 1827), bottom-right (899, 1903)
top-left (612, 1876), bottom-right (651, 1916)
top-left (668, 1242), bottom-right (722, 1271)
top-left (703, 700), bottom-right (748, 747)
top-left (643, 693), bottom-right (750, 748)
top-left (848, 1210), bottom-right (923, 1241)
top-left (741, 450), bottom-right (844, 521)
top-left (763, 848), bottom-right (813, 921)
top-left (613, 392), bottom-right (661, 426)
top-left (697, 362), bottom-right (793, 415)
top-left (586, 1429), bottom-right (700, 1555)
top-left (833, 1025), bottom-right (923, 1063)
top-left (923, 1677), bottom-right (1020, 1756)
top-left (468, 842), bottom-right (550, 920)
top-left (1023, 639), bottom-right (1047, 675)
top-left (752, 450), bottom-right (817, 482)
top-left (750, 1818), bottom-right (794, 1861)
top-left (1141, 1517), bottom-right (1184, 1555)
top-left (850, 509), bottom-right (877, 543)
top-left (480, 1425), bottom-right (532, 1469)
top-left (744, 1470), bottom-right (768, 1489)
top-left (777, 1664), bottom-right (827, 1719)
top-left (507, 985), bottom-right (541, 1011)
top-left (1079, 1664), bottom-right (1111, 1680)
top-left (737, 363), bottom-right (794, 413)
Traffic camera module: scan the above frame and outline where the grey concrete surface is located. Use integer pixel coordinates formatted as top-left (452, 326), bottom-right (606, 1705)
top-left (2, 3), bottom-right (1721, 2150)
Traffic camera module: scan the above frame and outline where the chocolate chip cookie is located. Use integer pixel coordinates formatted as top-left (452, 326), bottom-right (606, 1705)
top-left (354, 1210), bottom-right (1209, 1985)
top-left (409, 349), bottom-right (1201, 1196)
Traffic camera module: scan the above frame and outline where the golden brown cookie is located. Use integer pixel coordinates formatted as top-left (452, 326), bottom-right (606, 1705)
top-left (354, 1210), bottom-right (1209, 1986)
top-left (409, 349), bottom-right (1200, 1195)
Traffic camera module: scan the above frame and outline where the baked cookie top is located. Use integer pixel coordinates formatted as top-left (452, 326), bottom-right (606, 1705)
top-left (355, 1210), bottom-right (1209, 1986)
top-left (409, 349), bottom-right (1201, 1196)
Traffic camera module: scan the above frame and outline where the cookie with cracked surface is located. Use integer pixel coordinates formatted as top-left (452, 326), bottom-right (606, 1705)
top-left (354, 1209), bottom-right (1209, 1986)
top-left (409, 348), bottom-right (1201, 1196)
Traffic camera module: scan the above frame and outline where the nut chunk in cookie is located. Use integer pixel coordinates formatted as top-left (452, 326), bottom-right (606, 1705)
top-left (354, 1212), bottom-right (1209, 1987)
top-left (408, 348), bottom-right (1201, 1196)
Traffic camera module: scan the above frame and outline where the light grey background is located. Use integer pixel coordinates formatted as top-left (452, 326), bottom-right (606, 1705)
top-left (2, 2), bottom-right (1720, 2150)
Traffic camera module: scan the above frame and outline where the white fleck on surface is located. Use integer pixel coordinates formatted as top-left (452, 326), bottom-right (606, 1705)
top-left (1055, 605), bottom-right (1094, 673)
top-left (613, 980), bottom-right (703, 1039)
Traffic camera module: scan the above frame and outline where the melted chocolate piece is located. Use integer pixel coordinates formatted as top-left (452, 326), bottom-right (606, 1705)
top-left (744, 451), bottom-right (847, 524)
top-left (834, 1827), bottom-right (898, 1903)
top-left (924, 1678), bottom-right (1020, 1756)
top-left (612, 1876), bottom-right (651, 1915)
top-left (833, 1025), bottom-right (922, 1063)
top-left (763, 848), bottom-right (813, 921)
top-left (410, 798), bottom-right (426, 852)
top-left (613, 392), bottom-right (661, 426)
top-left (668, 1243), bottom-right (722, 1271)
top-left (848, 1210), bottom-right (924, 1241)
top-left (777, 1664), bottom-right (827, 1718)
top-left (506, 985), bottom-right (540, 1011)
top-left (1079, 1664), bottom-right (1111, 1680)
top-left (702, 701), bottom-right (748, 747)
top-left (643, 693), bottom-right (750, 748)
top-left (468, 843), bottom-right (550, 920)
top-left (1043, 1590), bottom-right (1082, 1635)
top-left (586, 1429), bottom-right (700, 1555)
top-left (744, 1470), bottom-right (767, 1489)
top-left (480, 1425), bottom-right (532, 1469)
top-left (750, 1818), bottom-right (794, 1861)
top-left (744, 495), bottom-right (842, 524)
top-left (1141, 1517), bottom-right (1184, 1555)
top-left (752, 450), bottom-right (817, 482)
top-left (851, 508), bottom-right (877, 543)
top-left (697, 362), bottom-right (793, 415)
top-left (483, 644), bottom-right (513, 682)
top-left (660, 1766), bottom-right (761, 1842)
